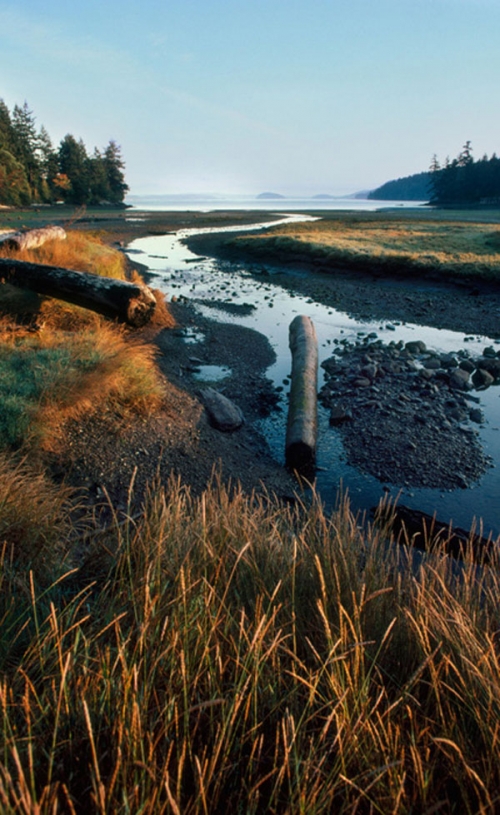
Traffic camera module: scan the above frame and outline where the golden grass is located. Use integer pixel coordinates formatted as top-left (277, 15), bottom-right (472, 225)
top-left (0, 476), bottom-right (500, 812)
top-left (0, 318), bottom-right (164, 452)
top-left (232, 218), bottom-right (500, 282)
top-left (0, 230), bottom-right (128, 280)
top-left (0, 232), bottom-right (170, 452)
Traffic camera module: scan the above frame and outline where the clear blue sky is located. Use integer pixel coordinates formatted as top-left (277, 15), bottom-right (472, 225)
top-left (1, 0), bottom-right (499, 196)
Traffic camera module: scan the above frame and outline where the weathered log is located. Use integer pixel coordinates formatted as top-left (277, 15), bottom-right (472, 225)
top-left (0, 226), bottom-right (67, 251)
top-left (375, 503), bottom-right (499, 565)
top-left (0, 258), bottom-right (156, 327)
top-left (285, 315), bottom-right (318, 472)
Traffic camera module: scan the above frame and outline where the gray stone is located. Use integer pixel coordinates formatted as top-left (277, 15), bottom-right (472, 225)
top-left (423, 357), bottom-right (441, 370)
top-left (459, 359), bottom-right (475, 373)
top-left (405, 340), bottom-right (427, 354)
top-left (359, 363), bottom-right (378, 380)
top-left (449, 369), bottom-right (470, 390)
top-left (475, 357), bottom-right (500, 379)
top-left (329, 404), bottom-right (353, 425)
top-left (472, 368), bottom-right (495, 389)
top-left (469, 408), bottom-right (484, 424)
top-left (199, 388), bottom-right (244, 431)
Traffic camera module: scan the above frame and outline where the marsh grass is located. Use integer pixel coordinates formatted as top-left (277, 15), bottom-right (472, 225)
top-left (0, 473), bottom-right (500, 812)
top-left (0, 232), bottom-right (167, 452)
top-left (232, 217), bottom-right (500, 282)
top-left (0, 319), bottom-right (164, 451)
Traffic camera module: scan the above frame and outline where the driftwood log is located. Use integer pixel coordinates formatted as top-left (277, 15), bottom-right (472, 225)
top-left (0, 226), bottom-right (67, 251)
top-left (285, 315), bottom-right (318, 472)
top-left (375, 503), bottom-right (499, 565)
top-left (0, 258), bottom-right (157, 327)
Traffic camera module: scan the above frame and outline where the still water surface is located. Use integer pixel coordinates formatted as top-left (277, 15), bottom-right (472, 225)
top-left (127, 216), bottom-right (500, 539)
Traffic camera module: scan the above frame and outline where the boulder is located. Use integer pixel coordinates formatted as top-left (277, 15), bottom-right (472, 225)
top-left (199, 388), bottom-right (244, 431)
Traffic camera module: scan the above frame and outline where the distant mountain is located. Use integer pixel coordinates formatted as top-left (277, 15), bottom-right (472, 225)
top-left (368, 172), bottom-right (431, 201)
top-left (256, 192), bottom-right (286, 199)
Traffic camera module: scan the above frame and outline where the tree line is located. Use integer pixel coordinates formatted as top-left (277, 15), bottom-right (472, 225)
top-left (0, 99), bottom-right (128, 207)
top-left (428, 142), bottom-right (500, 206)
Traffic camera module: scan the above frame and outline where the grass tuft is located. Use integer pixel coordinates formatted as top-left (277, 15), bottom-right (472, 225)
top-left (0, 476), bottom-right (500, 811)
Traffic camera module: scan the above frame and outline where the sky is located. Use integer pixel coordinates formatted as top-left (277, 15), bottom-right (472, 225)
top-left (1, 0), bottom-right (499, 197)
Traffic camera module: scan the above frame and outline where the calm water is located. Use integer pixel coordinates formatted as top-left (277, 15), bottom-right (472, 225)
top-left (127, 215), bottom-right (500, 539)
top-left (126, 193), bottom-right (427, 212)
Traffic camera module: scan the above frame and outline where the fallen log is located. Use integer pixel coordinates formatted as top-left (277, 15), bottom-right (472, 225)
top-left (0, 257), bottom-right (156, 327)
top-left (286, 315), bottom-right (318, 472)
top-left (375, 502), bottom-right (499, 565)
top-left (0, 225), bottom-right (66, 251)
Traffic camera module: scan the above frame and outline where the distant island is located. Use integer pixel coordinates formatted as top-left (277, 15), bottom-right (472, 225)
top-left (256, 192), bottom-right (286, 200)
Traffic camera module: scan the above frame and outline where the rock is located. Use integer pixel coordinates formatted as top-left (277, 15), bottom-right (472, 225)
top-left (469, 408), bottom-right (484, 424)
top-left (449, 369), bottom-right (471, 390)
top-left (423, 357), bottom-right (441, 370)
top-left (199, 388), bottom-right (244, 431)
top-left (440, 354), bottom-right (458, 369)
top-left (459, 359), bottom-right (475, 373)
top-left (329, 404), bottom-right (352, 425)
top-left (359, 363), bottom-right (378, 380)
top-left (483, 346), bottom-right (497, 358)
top-left (472, 368), bottom-right (495, 389)
top-left (405, 340), bottom-right (427, 354)
top-left (475, 357), bottom-right (500, 379)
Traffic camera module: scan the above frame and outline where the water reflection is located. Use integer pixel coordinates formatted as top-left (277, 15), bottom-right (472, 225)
top-left (128, 217), bottom-right (500, 538)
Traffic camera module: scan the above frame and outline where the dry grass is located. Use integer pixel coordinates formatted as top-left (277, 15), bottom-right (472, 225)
top-left (0, 476), bottom-right (499, 812)
top-left (0, 230), bottom-right (128, 280)
top-left (0, 232), bottom-right (169, 452)
top-left (231, 217), bottom-right (500, 282)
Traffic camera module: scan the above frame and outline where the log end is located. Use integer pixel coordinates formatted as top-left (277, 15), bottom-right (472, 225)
top-left (124, 285), bottom-right (157, 327)
top-left (285, 439), bottom-right (316, 474)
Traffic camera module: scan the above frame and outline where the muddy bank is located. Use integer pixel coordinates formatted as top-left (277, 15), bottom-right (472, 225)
top-left (56, 300), bottom-right (297, 515)
top-left (184, 230), bottom-right (500, 339)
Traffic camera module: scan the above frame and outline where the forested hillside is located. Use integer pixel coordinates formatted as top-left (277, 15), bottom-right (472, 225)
top-left (0, 99), bottom-right (128, 207)
top-left (429, 142), bottom-right (500, 206)
top-left (369, 143), bottom-right (500, 207)
top-left (368, 171), bottom-right (431, 201)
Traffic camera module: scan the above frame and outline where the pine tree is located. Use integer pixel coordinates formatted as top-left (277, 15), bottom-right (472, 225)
top-left (58, 134), bottom-right (91, 204)
top-left (11, 102), bottom-right (41, 200)
top-left (103, 140), bottom-right (128, 204)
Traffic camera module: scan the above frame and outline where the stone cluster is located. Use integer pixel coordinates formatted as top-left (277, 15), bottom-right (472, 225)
top-left (319, 336), bottom-right (497, 490)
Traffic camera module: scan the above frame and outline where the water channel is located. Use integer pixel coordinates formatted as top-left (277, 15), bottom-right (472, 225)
top-left (127, 214), bottom-right (500, 539)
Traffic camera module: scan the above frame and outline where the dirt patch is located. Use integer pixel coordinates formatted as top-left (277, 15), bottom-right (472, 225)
top-left (53, 301), bottom-right (296, 516)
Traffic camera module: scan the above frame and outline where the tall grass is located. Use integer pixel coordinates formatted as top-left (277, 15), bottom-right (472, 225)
top-left (0, 320), bottom-right (164, 451)
top-left (0, 232), bottom-right (169, 452)
top-left (0, 230), bottom-right (128, 280)
top-left (0, 473), bottom-right (499, 812)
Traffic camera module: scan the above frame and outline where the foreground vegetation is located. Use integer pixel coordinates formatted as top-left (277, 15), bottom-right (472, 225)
top-left (228, 213), bottom-right (500, 283)
top-left (0, 469), bottom-right (500, 813)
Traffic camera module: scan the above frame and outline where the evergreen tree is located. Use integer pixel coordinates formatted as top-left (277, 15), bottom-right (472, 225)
top-left (36, 125), bottom-right (59, 202)
top-left (88, 148), bottom-right (111, 203)
top-left (0, 147), bottom-right (31, 205)
top-left (58, 134), bottom-right (91, 204)
top-left (0, 99), bottom-right (15, 154)
top-left (0, 98), bottom-right (129, 206)
top-left (11, 102), bottom-right (41, 200)
top-left (103, 140), bottom-right (128, 203)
